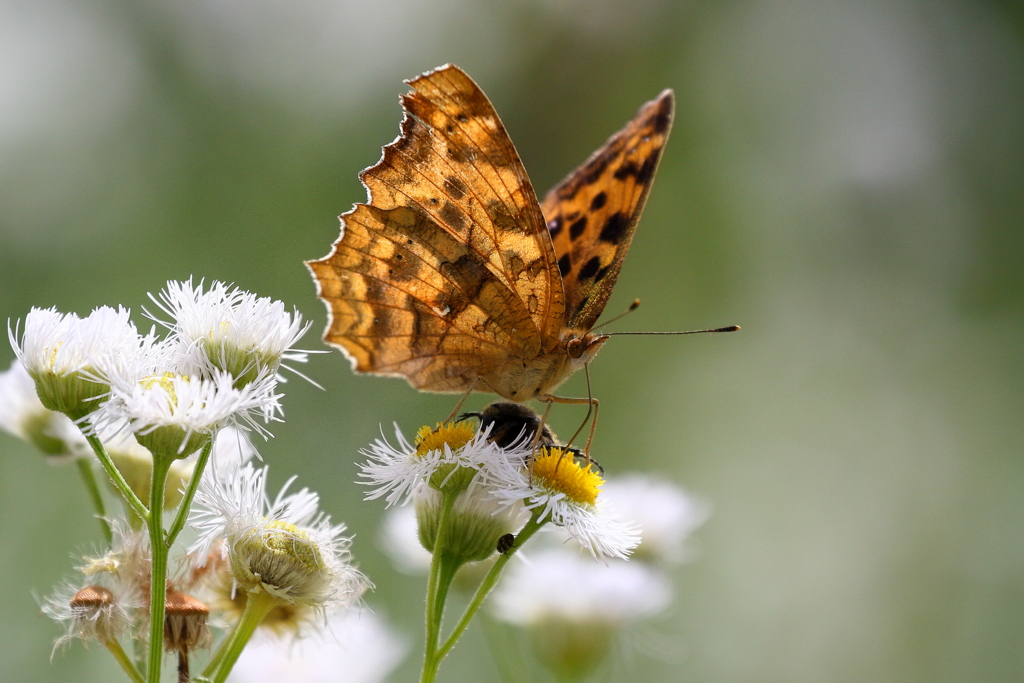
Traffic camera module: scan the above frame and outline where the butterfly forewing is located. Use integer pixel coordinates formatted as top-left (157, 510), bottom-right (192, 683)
top-left (540, 90), bottom-right (674, 331)
top-left (308, 64), bottom-right (567, 394)
top-left (364, 65), bottom-right (565, 346)
top-left (308, 202), bottom-right (531, 391)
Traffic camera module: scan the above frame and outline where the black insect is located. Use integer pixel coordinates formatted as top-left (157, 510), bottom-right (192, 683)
top-left (461, 401), bottom-right (556, 450)
top-left (496, 533), bottom-right (515, 555)
top-left (462, 401), bottom-right (603, 475)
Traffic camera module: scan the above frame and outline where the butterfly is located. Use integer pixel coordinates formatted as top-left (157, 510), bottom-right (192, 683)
top-left (307, 64), bottom-right (673, 407)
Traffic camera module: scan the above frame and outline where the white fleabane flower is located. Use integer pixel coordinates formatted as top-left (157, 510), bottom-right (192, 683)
top-left (227, 608), bottom-right (407, 683)
top-left (491, 548), bottom-right (672, 627)
top-left (413, 481), bottom-right (527, 563)
top-left (602, 474), bottom-right (710, 565)
top-left (150, 279), bottom-right (311, 388)
top-left (97, 368), bottom-right (280, 459)
top-left (9, 306), bottom-right (153, 419)
top-left (490, 548), bottom-right (672, 680)
top-left (482, 446), bottom-right (641, 560)
top-left (358, 420), bottom-right (529, 506)
top-left (0, 359), bottom-right (85, 458)
top-left (189, 464), bottom-right (367, 610)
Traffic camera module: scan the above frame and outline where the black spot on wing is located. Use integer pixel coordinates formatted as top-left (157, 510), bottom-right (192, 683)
top-left (599, 212), bottom-right (628, 244)
top-left (569, 217), bottom-right (588, 240)
top-left (439, 201), bottom-right (467, 231)
top-left (578, 256), bottom-right (601, 280)
top-left (582, 154), bottom-right (611, 186)
top-left (590, 192), bottom-right (607, 211)
top-left (635, 152), bottom-right (660, 185)
top-left (652, 95), bottom-right (673, 134)
top-left (443, 176), bottom-right (467, 200)
top-left (613, 160), bottom-right (638, 180)
top-left (558, 254), bottom-right (571, 277)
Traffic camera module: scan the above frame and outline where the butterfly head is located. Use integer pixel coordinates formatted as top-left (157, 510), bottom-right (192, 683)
top-left (565, 332), bottom-right (609, 364)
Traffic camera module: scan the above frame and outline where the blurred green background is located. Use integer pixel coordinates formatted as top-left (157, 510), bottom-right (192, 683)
top-left (2, 0), bottom-right (1023, 681)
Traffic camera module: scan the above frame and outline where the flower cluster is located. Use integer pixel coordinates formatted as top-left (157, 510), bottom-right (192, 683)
top-left (366, 404), bottom-right (709, 682)
top-left (362, 413), bottom-right (640, 563)
top-left (3, 280), bottom-right (388, 683)
top-left (7, 279), bottom-right (304, 459)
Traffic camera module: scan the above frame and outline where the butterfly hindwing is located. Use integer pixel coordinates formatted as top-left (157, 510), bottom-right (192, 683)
top-left (540, 90), bottom-right (674, 331)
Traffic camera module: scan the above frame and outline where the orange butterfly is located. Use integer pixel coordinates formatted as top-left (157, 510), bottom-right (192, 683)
top-left (307, 64), bottom-right (673, 411)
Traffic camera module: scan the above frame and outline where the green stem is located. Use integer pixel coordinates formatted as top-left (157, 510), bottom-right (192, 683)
top-left (75, 457), bottom-right (112, 543)
top-left (82, 429), bottom-right (149, 522)
top-left (420, 492), bottom-right (460, 683)
top-left (199, 626), bottom-right (232, 679)
top-left (145, 456), bottom-right (172, 683)
top-left (199, 601), bottom-right (246, 681)
top-left (437, 514), bottom-right (546, 660)
top-left (210, 591), bottom-right (277, 683)
top-left (165, 438), bottom-right (213, 547)
top-left (104, 638), bottom-right (145, 683)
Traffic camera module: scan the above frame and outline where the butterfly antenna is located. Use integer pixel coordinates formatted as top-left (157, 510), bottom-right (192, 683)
top-left (592, 299), bottom-right (642, 331)
top-left (605, 325), bottom-right (740, 336)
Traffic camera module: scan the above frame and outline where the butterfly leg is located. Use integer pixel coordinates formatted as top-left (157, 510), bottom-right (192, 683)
top-left (544, 363), bottom-right (600, 462)
top-left (529, 400), bottom-right (554, 457)
top-left (537, 396), bottom-right (600, 464)
top-left (444, 378), bottom-right (480, 423)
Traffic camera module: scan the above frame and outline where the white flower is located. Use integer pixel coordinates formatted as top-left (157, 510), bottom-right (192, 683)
top-left (490, 548), bottom-right (672, 627)
top-left (602, 474), bottom-right (710, 565)
top-left (9, 306), bottom-right (154, 419)
top-left (79, 522), bottom-right (152, 593)
top-left (358, 420), bottom-right (529, 507)
top-left (482, 446), bottom-right (641, 560)
top-left (96, 368), bottom-right (281, 458)
top-left (227, 608), bottom-right (407, 683)
top-left (0, 359), bottom-right (85, 457)
top-left (413, 481), bottom-right (527, 562)
top-left (189, 464), bottom-right (367, 609)
top-left (149, 279), bottom-right (311, 387)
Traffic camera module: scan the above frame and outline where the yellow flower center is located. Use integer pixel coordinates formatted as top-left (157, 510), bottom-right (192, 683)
top-left (414, 421), bottom-right (476, 457)
top-left (531, 447), bottom-right (604, 507)
top-left (48, 341), bottom-right (63, 370)
top-left (140, 373), bottom-right (185, 406)
top-left (261, 520), bottom-right (322, 572)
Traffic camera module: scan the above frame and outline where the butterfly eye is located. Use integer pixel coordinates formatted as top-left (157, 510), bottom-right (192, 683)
top-left (566, 337), bottom-right (585, 359)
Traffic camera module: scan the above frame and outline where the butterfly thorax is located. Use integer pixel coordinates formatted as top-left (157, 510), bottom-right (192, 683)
top-left (487, 331), bottom-right (608, 402)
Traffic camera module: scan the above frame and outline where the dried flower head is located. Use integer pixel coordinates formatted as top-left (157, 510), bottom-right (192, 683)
top-left (42, 582), bottom-right (135, 652)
